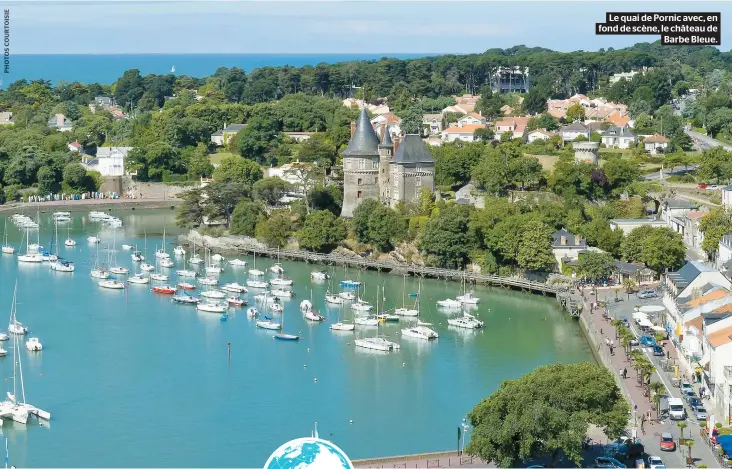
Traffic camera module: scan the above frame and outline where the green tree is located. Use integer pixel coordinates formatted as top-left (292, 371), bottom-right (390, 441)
top-left (187, 144), bottom-right (214, 180)
top-left (698, 208), bottom-right (732, 259)
top-left (62, 163), bottom-right (91, 192)
top-left (202, 182), bottom-right (248, 227)
top-left (466, 362), bottom-right (629, 468)
top-left (255, 212), bottom-right (292, 248)
top-left (582, 218), bottom-right (623, 256)
top-left (400, 103), bottom-right (424, 135)
top-left (603, 157), bottom-right (641, 194)
top-left (474, 127), bottom-right (495, 142)
top-left (566, 103), bottom-right (585, 122)
top-left (366, 204), bottom-right (407, 252)
top-left (175, 188), bottom-right (204, 228)
top-left (236, 116), bottom-right (282, 163)
top-left (621, 225), bottom-right (654, 262)
top-left (418, 188), bottom-right (435, 216)
top-left (516, 220), bottom-right (556, 271)
top-left (421, 204), bottom-right (475, 268)
top-left (252, 177), bottom-right (293, 206)
top-left (229, 199), bottom-right (264, 236)
top-left (351, 198), bottom-right (381, 242)
top-left (212, 156), bottom-right (263, 187)
top-left (298, 210), bottom-right (346, 252)
top-left (578, 251), bottom-right (615, 282)
top-left (641, 227), bottom-right (685, 274)
top-left (698, 146), bottom-right (732, 184)
top-left (36, 166), bottom-right (57, 195)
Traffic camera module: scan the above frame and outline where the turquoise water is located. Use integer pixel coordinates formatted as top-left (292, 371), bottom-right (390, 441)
top-left (5, 54), bottom-right (431, 86)
top-left (0, 210), bottom-right (592, 467)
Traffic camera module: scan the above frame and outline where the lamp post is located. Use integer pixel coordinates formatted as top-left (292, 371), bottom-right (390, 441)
top-left (460, 416), bottom-right (470, 455)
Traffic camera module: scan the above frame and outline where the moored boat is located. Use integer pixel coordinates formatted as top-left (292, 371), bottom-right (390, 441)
top-left (127, 274), bottom-right (150, 285)
top-left (177, 282), bottom-right (196, 290)
top-left (152, 285), bottom-right (176, 294)
top-left (25, 337), bottom-right (42, 351)
top-left (99, 279), bottom-right (125, 290)
top-left (221, 282), bottom-right (247, 293)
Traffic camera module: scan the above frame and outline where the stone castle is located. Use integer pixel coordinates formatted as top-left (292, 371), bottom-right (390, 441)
top-left (341, 108), bottom-right (435, 217)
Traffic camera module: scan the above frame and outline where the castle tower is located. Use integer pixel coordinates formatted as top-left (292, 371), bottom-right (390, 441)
top-left (378, 124), bottom-right (394, 204)
top-left (572, 141), bottom-right (599, 165)
top-left (390, 134), bottom-right (435, 208)
top-left (340, 108), bottom-right (381, 217)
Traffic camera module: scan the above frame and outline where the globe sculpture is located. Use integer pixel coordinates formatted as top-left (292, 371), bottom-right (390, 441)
top-left (264, 437), bottom-right (354, 469)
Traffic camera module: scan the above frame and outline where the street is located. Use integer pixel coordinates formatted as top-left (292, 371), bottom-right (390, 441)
top-left (686, 130), bottom-right (732, 152)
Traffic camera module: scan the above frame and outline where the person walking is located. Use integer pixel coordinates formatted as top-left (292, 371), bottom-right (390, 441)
top-left (640, 414), bottom-right (646, 434)
top-left (623, 367), bottom-right (628, 379)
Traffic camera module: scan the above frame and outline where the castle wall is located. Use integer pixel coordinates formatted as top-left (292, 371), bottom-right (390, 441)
top-left (341, 156), bottom-right (380, 217)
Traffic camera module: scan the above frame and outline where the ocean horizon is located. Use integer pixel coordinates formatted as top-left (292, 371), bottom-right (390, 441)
top-left (3, 53), bottom-right (440, 86)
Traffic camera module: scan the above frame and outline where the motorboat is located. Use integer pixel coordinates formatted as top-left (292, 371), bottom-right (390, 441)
top-left (338, 291), bottom-right (356, 301)
top-left (176, 269), bottom-right (197, 278)
top-left (199, 277), bottom-right (218, 286)
top-left (91, 268), bottom-right (109, 279)
top-left (351, 299), bottom-right (373, 312)
top-left (173, 246), bottom-right (186, 256)
top-left (401, 325), bottom-right (439, 340)
top-left (270, 277), bottom-right (294, 287)
top-left (325, 293), bottom-right (343, 304)
top-left (87, 236), bottom-right (100, 244)
top-left (131, 251), bottom-right (144, 262)
top-left (448, 312), bottom-right (484, 329)
top-left (2, 246), bottom-right (14, 254)
top-left (109, 266), bottom-right (129, 275)
top-left (354, 316), bottom-right (378, 327)
top-left (127, 274), bottom-right (150, 285)
top-left (49, 260), bottom-right (74, 272)
top-left (150, 273), bottom-right (168, 281)
top-left (254, 294), bottom-right (279, 304)
top-left (221, 282), bottom-right (247, 293)
top-left (211, 253), bottom-right (225, 262)
top-left (437, 298), bottom-right (462, 309)
top-left (64, 238), bottom-right (76, 247)
top-left (196, 302), bottom-right (227, 313)
top-left (200, 290), bottom-right (226, 300)
top-left (229, 259), bottom-right (247, 267)
top-left (394, 308), bottom-right (419, 317)
top-left (0, 333), bottom-right (9, 341)
top-left (256, 319), bottom-right (281, 330)
top-left (121, 244), bottom-right (133, 250)
top-left (271, 289), bottom-right (293, 298)
top-left (152, 285), bottom-right (176, 294)
top-left (340, 280), bottom-right (361, 288)
top-left (310, 271), bottom-right (329, 281)
top-left (177, 282), bottom-right (196, 290)
top-left (457, 292), bottom-right (481, 305)
top-left (160, 259), bottom-right (175, 268)
top-left (99, 279), bottom-right (125, 290)
top-left (0, 347), bottom-right (6, 356)
top-left (270, 263), bottom-right (284, 275)
top-left (88, 211), bottom-right (107, 219)
top-left (376, 313), bottom-right (400, 323)
top-left (172, 294), bottom-right (199, 305)
top-left (270, 303), bottom-right (284, 313)
top-left (25, 337), bottom-right (42, 351)
top-left (246, 307), bottom-right (259, 318)
top-left (53, 211), bottom-right (71, 219)
top-left (355, 337), bottom-right (399, 352)
top-left (304, 310), bottom-right (324, 322)
top-left (330, 322), bottom-right (355, 331)
top-left (205, 264), bottom-right (223, 274)
top-left (227, 296), bottom-right (247, 307)
top-left (300, 300), bottom-right (312, 311)
top-left (140, 262), bottom-right (155, 271)
top-left (246, 279), bottom-right (268, 289)
top-left (17, 253), bottom-right (43, 263)
top-left (8, 322), bottom-right (27, 335)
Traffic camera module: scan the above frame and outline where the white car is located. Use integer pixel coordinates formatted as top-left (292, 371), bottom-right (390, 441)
top-left (648, 455), bottom-right (664, 469)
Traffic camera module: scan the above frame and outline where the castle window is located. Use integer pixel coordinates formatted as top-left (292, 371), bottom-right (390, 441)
top-left (358, 159), bottom-right (365, 169)
top-left (357, 178), bottom-right (362, 185)
top-left (375, 177), bottom-right (379, 185)
top-left (357, 191), bottom-right (362, 199)
top-left (416, 176), bottom-right (422, 186)
top-left (373, 161), bottom-right (378, 169)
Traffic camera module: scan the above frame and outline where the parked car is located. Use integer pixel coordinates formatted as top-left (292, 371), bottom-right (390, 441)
top-left (694, 406), bottom-right (708, 420)
top-left (697, 184), bottom-right (708, 189)
top-left (648, 455), bottom-right (665, 469)
top-left (639, 335), bottom-right (657, 347)
top-left (637, 290), bottom-right (658, 299)
top-left (686, 396), bottom-right (701, 409)
top-left (659, 433), bottom-right (676, 451)
top-left (652, 345), bottom-right (665, 356)
top-left (619, 316), bottom-right (630, 327)
top-left (709, 185), bottom-right (722, 190)
top-left (680, 381), bottom-right (694, 394)
top-left (595, 456), bottom-right (627, 468)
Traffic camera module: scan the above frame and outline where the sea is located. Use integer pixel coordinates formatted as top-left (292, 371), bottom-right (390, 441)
top-left (4, 54), bottom-right (433, 86)
top-left (0, 209), bottom-right (593, 467)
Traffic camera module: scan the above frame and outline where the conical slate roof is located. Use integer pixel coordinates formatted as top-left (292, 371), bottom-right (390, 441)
top-left (392, 135), bottom-right (434, 164)
top-left (342, 108), bottom-right (380, 157)
top-left (379, 127), bottom-right (393, 147)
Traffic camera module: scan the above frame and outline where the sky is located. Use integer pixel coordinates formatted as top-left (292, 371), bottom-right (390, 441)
top-left (5, 0), bottom-right (732, 54)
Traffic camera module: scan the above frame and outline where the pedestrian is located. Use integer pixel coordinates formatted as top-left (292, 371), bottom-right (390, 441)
top-left (610, 345), bottom-right (615, 356)
top-left (610, 339), bottom-right (614, 348)
top-left (606, 337), bottom-right (610, 346)
top-left (700, 387), bottom-right (705, 399)
top-left (640, 414), bottom-right (646, 434)
top-left (624, 367), bottom-right (628, 379)
top-left (647, 409), bottom-right (652, 424)
top-left (667, 350), bottom-right (670, 360)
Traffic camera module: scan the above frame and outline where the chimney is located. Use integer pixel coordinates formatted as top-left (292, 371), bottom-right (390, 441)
top-left (393, 135), bottom-right (401, 154)
top-left (561, 236), bottom-right (567, 246)
top-left (380, 122), bottom-right (386, 139)
top-left (350, 121), bottom-right (356, 137)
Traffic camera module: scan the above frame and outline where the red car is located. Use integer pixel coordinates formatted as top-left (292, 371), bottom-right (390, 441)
top-left (660, 432), bottom-right (676, 451)
top-left (698, 184), bottom-right (708, 189)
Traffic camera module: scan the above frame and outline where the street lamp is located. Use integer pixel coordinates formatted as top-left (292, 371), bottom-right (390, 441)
top-left (460, 416), bottom-right (470, 455)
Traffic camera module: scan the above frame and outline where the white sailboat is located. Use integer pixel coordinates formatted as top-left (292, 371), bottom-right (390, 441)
top-left (90, 242), bottom-right (109, 279)
top-left (64, 223), bottom-right (76, 247)
top-left (156, 229), bottom-right (170, 259)
top-left (304, 290), bottom-right (325, 322)
top-left (7, 285), bottom-right (27, 336)
top-left (229, 258), bottom-right (247, 267)
top-left (401, 286), bottom-right (438, 340)
top-left (189, 238), bottom-right (203, 265)
top-left (256, 292), bottom-right (283, 330)
top-left (330, 301), bottom-right (355, 332)
top-left (49, 222), bottom-right (74, 272)
top-left (355, 288), bottom-right (400, 352)
top-left (108, 232), bottom-right (129, 275)
top-left (176, 251), bottom-right (197, 277)
top-left (17, 228), bottom-right (42, 263)
top-left (1, 219), bottom-right (14, 254)
top-left (270, 248), bottom-right (284, 274)
top-left (248, 251), bottom-right (264, 277)
top-left (173, 245), bottom-right (186, 256)
top-left (456, 272), bottom-right (481, 305)
top-left (394, 276), bottom-right (419, 316)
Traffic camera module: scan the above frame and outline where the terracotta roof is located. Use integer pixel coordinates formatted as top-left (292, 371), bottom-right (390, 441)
top-left (686, 211), bottom-right (708, 221)
top-left (529, 129), bottom-right (554, 137)
top-left (607, 112), bottom-right (630, 127)
top-left (707, 325), bottom-right (732, 347)
top-left (644, 134), bottom-right (670, 143)
top-left (684, 316), bottom-right (704, 331)
top-left (70, 141), bottom-right (82, 148)
top-left (495, 117), bottom-right (529, 129)
top-left (468, 112), bottom-right (484, 120)
top-left (685, 289), bottom-right (730, 308)
top-left (443, 123), bottom-right (486, 134)
top-left (714, 303), bottom-right (732, 314)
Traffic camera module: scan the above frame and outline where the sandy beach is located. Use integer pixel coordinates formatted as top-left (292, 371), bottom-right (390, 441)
top-left (0, 197), bottom-right (182, 214)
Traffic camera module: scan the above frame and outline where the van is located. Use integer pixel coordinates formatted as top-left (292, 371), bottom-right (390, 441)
top-left (668, 397), bottom-right (685, 420)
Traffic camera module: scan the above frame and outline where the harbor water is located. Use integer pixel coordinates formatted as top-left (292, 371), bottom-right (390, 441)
top-left (0, 210), bottom-right (593, 467)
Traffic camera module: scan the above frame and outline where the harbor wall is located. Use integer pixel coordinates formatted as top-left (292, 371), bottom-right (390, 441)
top-left (0, 199), bottom-right (181, 214)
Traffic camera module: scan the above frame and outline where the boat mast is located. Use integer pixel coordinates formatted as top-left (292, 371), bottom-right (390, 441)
top-left (10, 283), bottom-right (17, 402)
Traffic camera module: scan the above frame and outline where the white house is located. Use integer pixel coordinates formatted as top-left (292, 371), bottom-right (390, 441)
top-left (441, 123), bottom-right (486, 143)
top-left (643, 134), bottom-right (670, 154)
top-left (283, 132), bottom-right (314, 143)
top-left (210, 123), bottom-right (247, 146)
top-left (526, 129), bottom-right (554, 143)
top-left (718, 235), bottom-right (732, 270)
top-left (723, 185), bottom-right (732, 208)
top-left (609, 218), bottom-right (667, 235)
top-left (662, 198), bottom-right (699, 230)
top-left (552, 228), bottom-right (587, 267)
top-left (558, 122), bottom-right (590, 142)
top-left (601, 126), bottom-right (637, 149)
top-left (494, 117), bottom-right (529, 140)
top-left (0, 112), bottom-right (13, 125)
top-left (82, 147), bottom-right (133, 177)
top-left (457, 113), bottom-right (487, 126)
top-left (48, 113), bottom-right (73, 132)
top-left (702, 314), bottom-right (732, 421)
top-left (67, 141), bottom-right (83, 153)
top-left (266, 162), bottom-right (310, 196)
top-left (370, 113), bottom-right (401, 139)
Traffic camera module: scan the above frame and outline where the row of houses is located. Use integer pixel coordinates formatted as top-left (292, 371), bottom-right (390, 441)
top-left (546, 93), bottom-right (629, 124)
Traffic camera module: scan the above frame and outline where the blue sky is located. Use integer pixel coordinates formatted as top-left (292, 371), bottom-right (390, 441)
top-left (6, 0), bottom-right (732, 54)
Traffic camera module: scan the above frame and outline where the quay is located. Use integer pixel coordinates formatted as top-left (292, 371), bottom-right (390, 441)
top-left (0, 198), bottom-right (181, 213)
top-left (180, 231), bottom-right (579, 313)
top-left (353, 451), bottom-right (489, 468)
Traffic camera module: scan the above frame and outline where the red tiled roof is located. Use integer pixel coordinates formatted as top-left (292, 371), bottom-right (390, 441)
top-left (644, 134), bottom-right (670, 143)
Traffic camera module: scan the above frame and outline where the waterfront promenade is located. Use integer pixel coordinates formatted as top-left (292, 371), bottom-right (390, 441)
top-left (0, 197), bottom-right (181, 213)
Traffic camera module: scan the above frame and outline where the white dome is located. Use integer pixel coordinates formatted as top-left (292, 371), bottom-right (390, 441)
top-left (265, 437), bottom-right (353, 469)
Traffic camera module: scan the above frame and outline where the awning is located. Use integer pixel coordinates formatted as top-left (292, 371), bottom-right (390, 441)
top-left (652, 325), bottom-right (666, 332)
top-left (697, 355), bottom-right (710, 367)
top-left (639, 305), bottom-right (665, 313)
top-left (639, 319), bottom-right (654, 328)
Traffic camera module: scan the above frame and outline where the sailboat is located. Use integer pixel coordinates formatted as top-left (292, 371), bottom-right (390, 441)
top-left (156, 229), bottom-right (170, 259)
top-left (0, 286), bottom-right (51, 425)
top-left (90, 242), bottom-right (109, 279)
top-left (394, 276), bottom-right (418, 316)
top-left (17, 227), bottom-right (42, 263)
top-left (248, 251), bottom-right (264, 277)
top-left (330, 301), bottom-right (355, 332)
top-left (275, 304), bottom-right (300, 341)
top-left (7, 285), bottom-right (28, 336)
top-left (171, 65), bottom-right (176, 73)
top-left (205, 248), bottom-right (223, 274)
top-left (270, 248), bottom-right (285, 274)
top-left (256, 292), bottom-right (282, 330)
top-left (139, 233), bottom-right (154, 271)
top-left (456, 272), bottom-right (481, 305)
top-left (304, 290), bottom-right (325, 322)
top-left (351, 284), bottom-right (372, 312)
top-left (49, 222), bottom-right (74, 272)
top-left (189, 238), bottom-right (203, 265)
top-left (400, 286), bottom-right (438, 340)
top-left (150, 249), bottom-right (169, 281)
top-left (176, 251), bottom-right (197, 278)
top-left (108, 231), bottom-right (129, 275)
top-left (355, 289), bottom-right (400, 352)
top-left (354, 286), bottom-right (380, 327)
top-left (64, 223), bottom-right (76, 247)
top-left (1, 219), bottom-right (14, 254)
